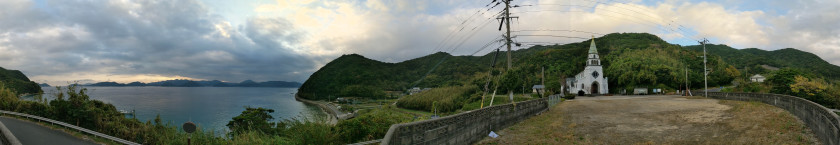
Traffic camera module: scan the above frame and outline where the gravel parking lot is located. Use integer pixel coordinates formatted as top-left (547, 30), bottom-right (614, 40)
top-left (478, 95), bottom-right (819, 144)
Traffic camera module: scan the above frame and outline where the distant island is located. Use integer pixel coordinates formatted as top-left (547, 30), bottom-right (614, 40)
top-left (84, 79), bottom-right (302, 88)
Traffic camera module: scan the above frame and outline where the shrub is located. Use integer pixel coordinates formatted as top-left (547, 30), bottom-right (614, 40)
top-left (336, 106), bottom-right (411, 143)
top-left (227, 107), bottom-right (277, 136)
top-left (563, 94), bottom-right (576, 99)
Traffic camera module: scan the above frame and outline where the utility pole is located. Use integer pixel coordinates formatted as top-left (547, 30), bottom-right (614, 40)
top-left (498, 0), bottom-right (518, 105)
top-left (700, 38), bottom-right (709, 97)
top-left (685, 67), bottom-right (688, 96)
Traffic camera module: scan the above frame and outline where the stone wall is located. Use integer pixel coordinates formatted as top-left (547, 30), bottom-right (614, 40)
top-left (381, 98), bottom-right (549, 145)
top-left (707, 92), bottom-right (840, 145)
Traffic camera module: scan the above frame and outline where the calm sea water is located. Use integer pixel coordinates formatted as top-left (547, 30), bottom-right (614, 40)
top-left (38, 86), bottom-right (323, 133)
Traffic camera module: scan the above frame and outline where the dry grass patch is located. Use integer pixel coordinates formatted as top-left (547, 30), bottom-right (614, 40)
top-left (718, 100), bottom-right (818, 144)
top-left (477, 96), bottom-right (819, 145)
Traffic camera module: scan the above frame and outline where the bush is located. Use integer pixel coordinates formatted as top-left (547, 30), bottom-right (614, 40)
top-left (227, 107), bottom-right (277, 136)
top-left (563, 94), bottom-right (576, 99)
top-left (276, 116), bottom-right (338, 145)
top-left (335, 106), bottom-right (411, 143)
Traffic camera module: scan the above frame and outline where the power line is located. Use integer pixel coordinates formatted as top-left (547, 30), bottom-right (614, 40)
top-left (514, 34), bottom-right (590, 40)
top-left (513, 29), bottom-right (605, 35)
top-left (511, 2), bottom-right (704, 43)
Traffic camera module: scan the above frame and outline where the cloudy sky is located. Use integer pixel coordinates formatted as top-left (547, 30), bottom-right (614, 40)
top-left (1, 0), bottom-right (838, 85)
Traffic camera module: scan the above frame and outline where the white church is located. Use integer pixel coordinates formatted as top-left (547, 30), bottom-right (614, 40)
top-left (566, 37), bottom-right (609, 95)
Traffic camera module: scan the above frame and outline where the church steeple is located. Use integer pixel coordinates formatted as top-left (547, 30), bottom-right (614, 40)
top-left (588, 35), bottom-right (598, 54)
top-left (587, 35), bottom-right (601, 66)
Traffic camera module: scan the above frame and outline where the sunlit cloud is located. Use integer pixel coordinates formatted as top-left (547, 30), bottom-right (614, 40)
top-left (0, 0), bottom-right (839, 85)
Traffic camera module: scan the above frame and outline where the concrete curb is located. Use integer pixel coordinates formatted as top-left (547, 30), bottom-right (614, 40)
top-left (0, 120), bottom-right (22, 145)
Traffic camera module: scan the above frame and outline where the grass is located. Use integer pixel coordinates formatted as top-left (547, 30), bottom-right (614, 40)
top-left (478, 97), bottom-right (818, 144)
top-left (718, 100), bottom-right (816, 144)
top-left (475, 101), bottom-right (584, 144)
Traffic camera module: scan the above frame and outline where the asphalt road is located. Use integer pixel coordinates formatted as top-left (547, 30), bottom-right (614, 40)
top-left (0, 116), bottom-right (98, 145)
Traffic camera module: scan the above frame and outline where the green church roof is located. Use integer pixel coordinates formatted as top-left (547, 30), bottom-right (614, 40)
top-left (588, 36), bottom-right (598, 54)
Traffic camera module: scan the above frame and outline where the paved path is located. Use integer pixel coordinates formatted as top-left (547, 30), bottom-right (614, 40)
top-left (0, 116), bottom-right (98, 145)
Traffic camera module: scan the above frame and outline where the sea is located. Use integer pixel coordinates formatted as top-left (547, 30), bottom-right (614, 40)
top-left (33, 86), bottom-right (323, 134)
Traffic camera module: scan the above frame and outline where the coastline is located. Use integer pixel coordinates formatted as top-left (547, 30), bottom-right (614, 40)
top-left (294, 93), bottom-right (354, 124)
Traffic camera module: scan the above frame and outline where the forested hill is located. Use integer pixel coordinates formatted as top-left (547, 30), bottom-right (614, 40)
top-left (684, 45), bottom-right (840, 79)
top-left (298, 52), bottom-right (490, 100)
top-left (299, 33), bottom-right (738, 100)
top-left (0, 67), bottom-right (42, 95)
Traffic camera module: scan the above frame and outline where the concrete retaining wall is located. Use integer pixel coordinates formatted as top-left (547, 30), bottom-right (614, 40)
top-left (381, 98), bottom-right (549, 145)
top-left (707, 92), bottom-right (840, 145)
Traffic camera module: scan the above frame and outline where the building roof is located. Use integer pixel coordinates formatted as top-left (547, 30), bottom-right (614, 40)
top-left (751, 74), bottom-right (765, 78)
top-left (588, 35), bottom-right (598, 54)
top-left (532, 85), bottom-right (545, 89)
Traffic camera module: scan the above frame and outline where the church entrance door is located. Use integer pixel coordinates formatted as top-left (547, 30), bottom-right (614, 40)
top-left (591, 82), bottom-right (599, 94)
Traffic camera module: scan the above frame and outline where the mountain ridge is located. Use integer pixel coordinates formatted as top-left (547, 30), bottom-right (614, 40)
top-left (684, 45), bottom-right (840, 79)
top-left (0, 67), bottom-right (42, 95)
top-left (298, 33), bottom-right (741, 100)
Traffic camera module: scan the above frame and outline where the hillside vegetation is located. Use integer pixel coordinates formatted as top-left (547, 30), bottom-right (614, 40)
top-left (0, 67), bottom-right (42, 95)
top-left (684, 45), bottom-right (840, 80)
top-left (299, 33), bottom-right (738, 100)
top-left (396, 85), bottom-right (479, 112)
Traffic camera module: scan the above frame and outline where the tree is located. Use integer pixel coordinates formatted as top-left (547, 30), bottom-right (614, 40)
top-left (768, 68), bottom-right (807, 95)
top-left (227, 107), bottom-right (276, 135)
top-left (789, 76), bottom-right (837, 108)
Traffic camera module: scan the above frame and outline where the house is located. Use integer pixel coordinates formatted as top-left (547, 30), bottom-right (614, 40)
top-left (532, 85), bottom-right (545, 95)
top-left (751, 74), bottom-right (766, 83)
top-left (408, 87), bottom-right (432, 95)
top-left (408, 87), bottom-right (421, 95)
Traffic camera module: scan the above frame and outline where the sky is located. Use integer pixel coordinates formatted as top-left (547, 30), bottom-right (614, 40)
top-left (0, 0), bottom-right (838, 85)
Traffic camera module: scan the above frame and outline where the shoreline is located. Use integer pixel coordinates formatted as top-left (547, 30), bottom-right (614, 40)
top-left (294, 93), bottom-right (353, 124)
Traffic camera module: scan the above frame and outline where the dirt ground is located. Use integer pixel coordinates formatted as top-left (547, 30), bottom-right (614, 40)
top-left (477, 95), bottom-right (819, 145)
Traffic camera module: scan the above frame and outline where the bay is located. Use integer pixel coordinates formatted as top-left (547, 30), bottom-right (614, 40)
top-left (38, 86), bottom-right (324, 134)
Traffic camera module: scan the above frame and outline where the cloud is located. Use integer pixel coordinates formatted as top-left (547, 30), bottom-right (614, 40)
top-left (0, 0), bottom-right (319, 85)
top-left (1, 0), bottom-right (839, 85)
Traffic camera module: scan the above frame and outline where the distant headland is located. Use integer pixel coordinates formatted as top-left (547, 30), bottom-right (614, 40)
top-left (82, 79), bottom-right (302, 88)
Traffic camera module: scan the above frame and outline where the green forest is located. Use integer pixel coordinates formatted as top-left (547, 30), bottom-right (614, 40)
top-left (0, 67), bottom-right (42, 95)
top-left (299, 33), bottom-right (739, 101)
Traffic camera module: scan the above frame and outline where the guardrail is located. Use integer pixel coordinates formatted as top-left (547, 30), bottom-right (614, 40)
top-left (0, 120), bottom-right (22, 145)
top-left (0, 110), bottom-right (141, 145)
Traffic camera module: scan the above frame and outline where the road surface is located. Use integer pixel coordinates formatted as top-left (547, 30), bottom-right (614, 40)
top-left (0, 116), bottom-right (98, 145)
